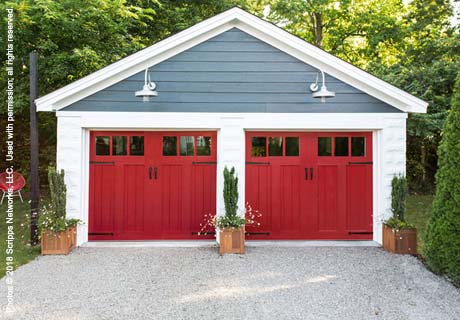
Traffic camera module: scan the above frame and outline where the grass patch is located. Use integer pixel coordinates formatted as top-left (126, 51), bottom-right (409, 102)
top-left (0, 197), bottom-right (40, 279)
top-left (406, 194), bottom-right (434, 255)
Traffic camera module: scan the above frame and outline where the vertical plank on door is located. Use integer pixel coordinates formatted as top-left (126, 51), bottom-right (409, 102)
top-left (346, 164), bottom-right (373, 233)
top-left (89, 164), bottom-right (115, 234)
top-left (245, 165), bottom-right (271, 235)
top-left (280, 165), bottom-right (301, 233)
top-left (124, 165), bottom-right (145, 232)
top-left (191, 164), bottom-right (216, 234)
top-left (317, 165), bottom-right (338, 232)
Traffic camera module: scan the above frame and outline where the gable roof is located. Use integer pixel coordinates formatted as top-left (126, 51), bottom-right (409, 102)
top-left (36, 7), bottom-right (428, 113)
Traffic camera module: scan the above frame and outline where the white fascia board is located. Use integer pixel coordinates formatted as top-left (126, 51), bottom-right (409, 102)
top-left (36, 7), bottom-right (428, 113)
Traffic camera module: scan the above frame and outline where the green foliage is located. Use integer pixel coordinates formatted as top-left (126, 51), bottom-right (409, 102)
top-left (223, 166), bottom-right (239, 217)
top-left (218, 166), bottom-right (245, 228)
top-left (39, 167), bottom-right (81, 232)
top-left (367, 0), bottom-right (459, 194)
top-left (391, 174), bottom-right (408, 221)
top-left (424, 74), bottom-right (460, 286)
top-left (385, 174), bottom-right (412, 230)
top-left (266, 0), bottom-right (407, 68)
top-left (406, 195), bottom-right (434, 254)
top-left (130, 0), bottom-right (261, 44)
top-left (48, 166), bottom-right (66, 220)
top-left (216, 214), bottom-right (246, 229)
top-left (384, 217), bottom-right (416, 231)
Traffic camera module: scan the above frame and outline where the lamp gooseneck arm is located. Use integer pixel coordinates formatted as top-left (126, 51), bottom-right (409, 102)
top-left (320, 70), bottom-right (326, 87)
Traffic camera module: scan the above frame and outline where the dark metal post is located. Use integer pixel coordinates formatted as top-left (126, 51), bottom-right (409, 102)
top-left (29, 52), bottom-right (39, 245)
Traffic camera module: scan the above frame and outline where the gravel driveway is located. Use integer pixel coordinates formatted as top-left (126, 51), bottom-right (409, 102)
top-left (1, 246), bottom-right (459, 320)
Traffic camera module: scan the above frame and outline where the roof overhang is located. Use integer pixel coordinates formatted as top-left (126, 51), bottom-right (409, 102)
top-left (36, 7), bottom-right (428, 113)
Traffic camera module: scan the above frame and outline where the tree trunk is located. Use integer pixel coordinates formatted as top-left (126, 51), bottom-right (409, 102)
top-left (309, 12), bottom-right (323, 48)
top-left (314, 12), bottom-right (323, 47)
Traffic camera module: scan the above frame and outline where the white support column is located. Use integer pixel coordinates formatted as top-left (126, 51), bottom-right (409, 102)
top-left (216, 117), bottom-right (245, 243)
top-left (56, 116), bottom-right (87, 245)
top-left (374, 115), bottom-right (407, 244)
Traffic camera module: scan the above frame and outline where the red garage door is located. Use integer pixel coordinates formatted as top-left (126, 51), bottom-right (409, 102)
top-left (89, 131), bottom-right (216, 240)
top-left (246, 132), bottom-right (373, 240)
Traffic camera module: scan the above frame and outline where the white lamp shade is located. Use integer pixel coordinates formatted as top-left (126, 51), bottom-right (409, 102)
top-left (135, 84), bottom-right (158, 102)
top-left (312, 85), bottom-right (335, 99)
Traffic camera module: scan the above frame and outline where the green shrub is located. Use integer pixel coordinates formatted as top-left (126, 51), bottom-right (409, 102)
top-left (216, 214), bottom-right (246, 229)
top-left (218, 166), bottom-right (244, 229)
top-left (39, 167), bottom-right (81, 233)
top-left (424, 74), bottom-right (460, 286)
top-left (384, 217), bottom-right (416, 230)
top-left (223, 166), bottom-right (238, 218)
top-left (48, 166), bottom-right (67, 220)
top-left (384, 174), bottom-right (412, 229)
top-left (391, 174), bottom-right (408, 221)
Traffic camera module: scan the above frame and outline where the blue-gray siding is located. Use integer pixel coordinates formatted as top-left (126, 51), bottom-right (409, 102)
top-left (63, 28), bottom-right (401, 113)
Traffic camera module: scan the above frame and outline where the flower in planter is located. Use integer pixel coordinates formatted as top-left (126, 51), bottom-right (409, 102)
top-left (383, 217), bottom-right (416, 231)
top-left (38, 167), bottom-right (83, 236)
top-left (197, 202), bottom-right (262, 236)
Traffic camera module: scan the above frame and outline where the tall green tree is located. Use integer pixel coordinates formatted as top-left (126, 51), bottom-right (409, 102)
top-left (127, 0), bottom-right (264, 44)
top-left (424, 73), bottom-right (460, 286)
top-left (369, 0), bottom-right (459, 193)
top-left (265, 0), bottom-right (407, 67)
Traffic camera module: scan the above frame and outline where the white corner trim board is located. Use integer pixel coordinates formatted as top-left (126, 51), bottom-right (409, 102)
top-left (36, 8), bottom-right (428, 114)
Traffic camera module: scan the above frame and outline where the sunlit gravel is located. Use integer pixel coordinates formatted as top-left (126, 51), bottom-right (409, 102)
top-left (1, 246), bottom-right (459, 320)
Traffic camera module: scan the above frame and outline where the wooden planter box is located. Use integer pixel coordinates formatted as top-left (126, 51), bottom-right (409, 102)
top-left (382, 224), bottom-right (417, 255)
top-left (41, 227), bottom-right (77, 255)
top-left (219, 227), bottom-right (245, 255)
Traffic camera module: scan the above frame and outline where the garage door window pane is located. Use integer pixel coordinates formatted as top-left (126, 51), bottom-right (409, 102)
top-left (318, 137), bottom-right (331, 156)
top-left (112, 136), bottom-right (127, 156)
top-left (130, 136), bottom-right (144, 156)
top-left (95, 136), bottom-right (110, 156)
top-left (352, 137), bottom-right (365, 156)
top-left (285, 137), bottom-right (299, 156)
top-left (334, 137), bottom-right (349, 156)
top-left (180, 136), bottom-right (195, 156)
top-left (196, 136), bottom-right (211, 156)
top-left (251, 137), bottom-right (266, 157)
top-left (163, 136), bottom-right (177, 156)
top-left (268, 137), bottom-right (283, 156)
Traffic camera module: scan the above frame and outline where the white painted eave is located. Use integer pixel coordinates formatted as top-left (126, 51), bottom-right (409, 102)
top-left (35, 7), bottom-right (428, 114)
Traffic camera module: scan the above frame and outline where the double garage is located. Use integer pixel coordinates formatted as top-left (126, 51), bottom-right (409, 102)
top-left (89, 130), bottom-right (373, 241)
top-left (35, 8), bottom-right (427, 245)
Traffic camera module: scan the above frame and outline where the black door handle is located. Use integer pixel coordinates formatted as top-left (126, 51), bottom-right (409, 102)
top-left (154, 167), bottom-right (158, 179)
top-left (310, 167), bottom-right (313, 180)
top-left (149, 167), bottom-right (152, 180)
top-left (305, 168), bottom-right (309, 180)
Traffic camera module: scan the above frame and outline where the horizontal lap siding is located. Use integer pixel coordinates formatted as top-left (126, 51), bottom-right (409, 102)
top-left (63, 28), bottom-right (401, 113)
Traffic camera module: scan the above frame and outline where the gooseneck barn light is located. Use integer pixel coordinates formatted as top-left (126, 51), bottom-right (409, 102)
top-left (135, 68), bottom-right (158, 102)
top-left (310, 69), bottom-right (335, 103)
